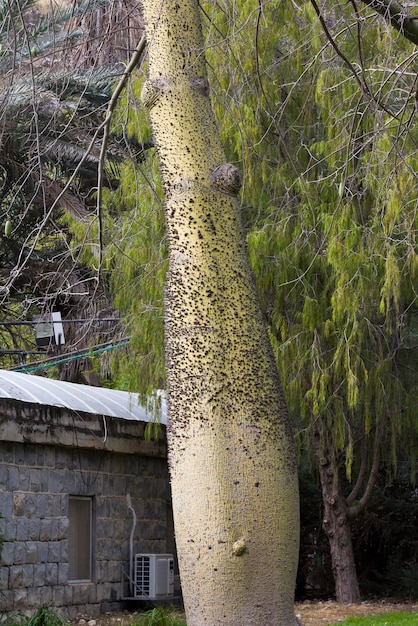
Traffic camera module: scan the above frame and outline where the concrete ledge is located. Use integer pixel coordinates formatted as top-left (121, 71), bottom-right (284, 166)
top-left (0, 399), bottom-right (166, 457)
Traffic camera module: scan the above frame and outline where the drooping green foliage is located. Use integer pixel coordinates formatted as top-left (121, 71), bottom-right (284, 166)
top-left (202, 0), bottom-right (418, 480)
top-left (102, 146), bottom-right (167, 395)
top-left (65, 70), bottom-right (167, 394)
top-left (53, 1), bottom-right (417, 476)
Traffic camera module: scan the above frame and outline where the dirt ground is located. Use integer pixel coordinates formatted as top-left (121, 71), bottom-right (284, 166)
top-left (294, 599), bottom-right (418, 625)
top-left (91, 600), bottom-right (418, 626)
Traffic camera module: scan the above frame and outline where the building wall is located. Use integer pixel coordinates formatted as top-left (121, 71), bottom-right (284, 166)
top-left (0, 403), bottom-right (173, 619)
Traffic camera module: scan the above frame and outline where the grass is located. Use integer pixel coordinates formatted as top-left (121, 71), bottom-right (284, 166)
top-left (129, 606), bottom-right (418, 626)
top-left (330, 611), bottom-right (418, 625)
top-left (131, 607), bottom-right (187, 626)
top-left (0, 606), bottom-right (67, 626)
top-left (3, 604), bottom-right (418, 626)
top-left (26, 607), bottom-right (66, 626)
top-left (0, 607), bottom-right (187, 626)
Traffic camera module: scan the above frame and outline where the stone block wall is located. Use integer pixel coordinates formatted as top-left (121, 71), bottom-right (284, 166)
top-left (0, 440), bottom-right (173, 619)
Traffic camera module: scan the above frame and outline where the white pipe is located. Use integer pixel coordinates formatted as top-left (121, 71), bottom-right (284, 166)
top-left (126, 493), bottom-right (137, 596)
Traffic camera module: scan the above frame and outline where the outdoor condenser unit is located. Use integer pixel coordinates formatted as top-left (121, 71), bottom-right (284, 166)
top-left (134, 554), bottom-right (174, 599)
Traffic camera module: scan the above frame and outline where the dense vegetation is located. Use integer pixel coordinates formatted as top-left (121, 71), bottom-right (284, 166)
top-left (0, 0), bottom-right (416, 605)
top-left (90, 0), bottom-right (417, 601)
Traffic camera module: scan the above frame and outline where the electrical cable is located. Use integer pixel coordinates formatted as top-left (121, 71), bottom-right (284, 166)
top-left (7, 339), bottom-right (130, 373)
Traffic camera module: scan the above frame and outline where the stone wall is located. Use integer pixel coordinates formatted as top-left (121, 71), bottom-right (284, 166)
top-left (0, 409), bottom-right (173, 619)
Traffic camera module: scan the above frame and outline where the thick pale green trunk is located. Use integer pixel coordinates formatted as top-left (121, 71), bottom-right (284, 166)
top-left (140, 1), bottom-right (300, 624)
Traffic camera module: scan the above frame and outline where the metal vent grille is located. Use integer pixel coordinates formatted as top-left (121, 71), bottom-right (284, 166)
top-left (135, 555), bottom-right (151, 597)
top-left (133, 554), bottom-right (174, 599)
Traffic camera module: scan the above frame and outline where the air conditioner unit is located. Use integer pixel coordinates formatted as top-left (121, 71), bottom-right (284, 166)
top-left (134, 554), bottom-right (175, 599)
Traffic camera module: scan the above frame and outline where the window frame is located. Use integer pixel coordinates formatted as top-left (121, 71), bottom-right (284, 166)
top-left (68, 495), bottom-right (94, 583)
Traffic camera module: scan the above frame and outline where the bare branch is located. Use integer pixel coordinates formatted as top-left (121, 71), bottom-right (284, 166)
top-left (346, 436), bottom-right (368, 505)
top-left (309, 0), bottom-right (367, 95)
top-left (359, 0), bottom-right (418, 47)
top-left (96, 34), bottom-right (147, 270)
top-left (347, 425), bottom-right (384, 519)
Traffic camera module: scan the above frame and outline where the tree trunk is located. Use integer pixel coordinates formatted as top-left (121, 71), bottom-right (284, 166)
top-left (140, 1), bottom-right (300, 624)
top-left (317, 444), bottom-right (361, 604)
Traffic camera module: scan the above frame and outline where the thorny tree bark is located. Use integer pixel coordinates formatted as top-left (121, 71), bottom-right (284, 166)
top-left (139, 0), bottom-right (300, 624)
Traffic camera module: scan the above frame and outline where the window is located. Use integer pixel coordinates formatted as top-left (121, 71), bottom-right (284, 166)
top-left (68, 496), bottom-right (93, 581)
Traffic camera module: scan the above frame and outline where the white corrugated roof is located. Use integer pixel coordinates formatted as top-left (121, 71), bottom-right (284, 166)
top-left (0, 369), bottom-right (166, 424)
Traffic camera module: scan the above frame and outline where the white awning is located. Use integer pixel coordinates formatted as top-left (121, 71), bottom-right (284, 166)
top-left (0, 369), bottom-right (166, 424)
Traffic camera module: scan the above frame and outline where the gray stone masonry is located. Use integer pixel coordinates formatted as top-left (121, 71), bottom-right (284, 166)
top-left (0, 405), bottom-right (174, 619)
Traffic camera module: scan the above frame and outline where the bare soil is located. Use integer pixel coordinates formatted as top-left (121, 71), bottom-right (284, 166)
top-left (294, 599), bottom-right (418, 625)
top-left (92, 600), bottom-right (418, 626)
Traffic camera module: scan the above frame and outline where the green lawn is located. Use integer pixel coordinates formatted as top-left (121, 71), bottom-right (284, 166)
top-left (330, 612), bottom-right (418, 625)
